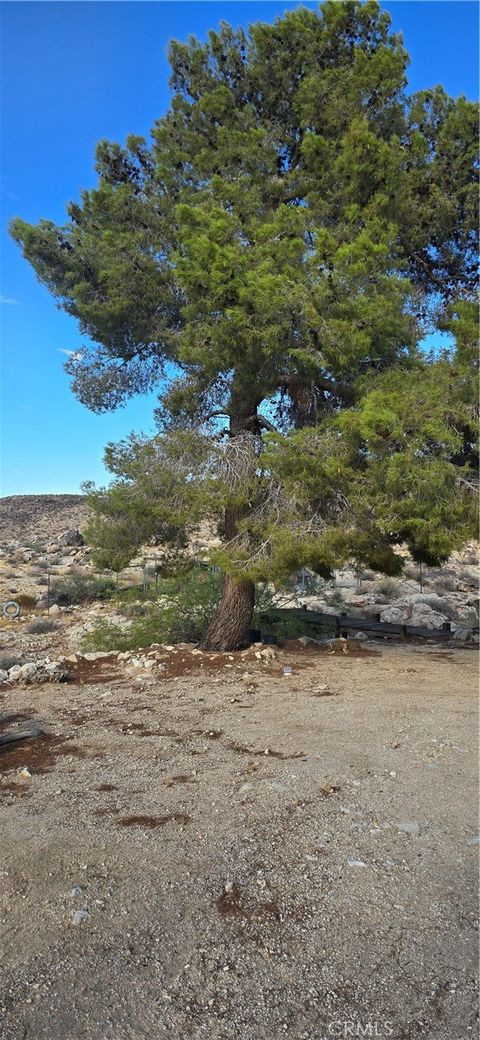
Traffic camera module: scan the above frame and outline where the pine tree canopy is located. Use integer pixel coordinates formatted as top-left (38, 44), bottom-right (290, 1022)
top-left (11, 1), bottom-right (478, 645)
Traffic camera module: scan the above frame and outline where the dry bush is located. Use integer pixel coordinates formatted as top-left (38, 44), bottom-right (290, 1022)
top-left (26, 618), bottom-right (59, 634)
top-left (374, 577), bottom-right (401, 600)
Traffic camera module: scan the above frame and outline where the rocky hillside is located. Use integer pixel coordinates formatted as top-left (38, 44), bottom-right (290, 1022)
top-left (0, 495), bottom-right (88, 543)
top-left (0, 495), bottom-right (477, 670)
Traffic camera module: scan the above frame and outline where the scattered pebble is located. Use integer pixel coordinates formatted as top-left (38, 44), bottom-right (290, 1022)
top-left (397, 821), bottom-right (421, 836)
top-left (71, 909), bottom-right (90, 926)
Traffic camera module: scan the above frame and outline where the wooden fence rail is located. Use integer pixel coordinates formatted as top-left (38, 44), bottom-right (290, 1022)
top-left (259, 607), bottom-right (478, 643)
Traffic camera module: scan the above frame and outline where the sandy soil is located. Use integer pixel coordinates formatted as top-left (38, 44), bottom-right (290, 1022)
top-left (0, 642), bottom-right (478, 1040)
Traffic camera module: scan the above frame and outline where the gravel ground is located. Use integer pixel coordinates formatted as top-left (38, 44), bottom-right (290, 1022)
top-left (0, 642), bottom-right (478, 1040)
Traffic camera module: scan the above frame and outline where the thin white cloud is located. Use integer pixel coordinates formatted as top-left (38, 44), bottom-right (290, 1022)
top-left (0, 295), bottom-right (19, 305)
top-left (58, 348), bottom-right (83, 360)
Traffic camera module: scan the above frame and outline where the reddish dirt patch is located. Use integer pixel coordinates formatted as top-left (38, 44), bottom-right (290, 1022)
top-left (152, 649), bottom-right (241, 679)
top-left (65, 658), bottom-right (121, 685)
top-left (116, 813), bottom-right (191, 828)
top-left (119, 722), bottom-right (184, 740)
top-left (0, 730), bottom-right (101, 775)
top-left (0, 780), bottom-right (31, 799)
top-left (0, 709), bottom-right (37, 728)
top-left (224, 740), bottom-right (305, 760)
top-left (215, 885), bottom-right (281, 923)
top-left (163, 774), bottom-right (195, 787)
top-left (191, 728), bottom-right (223, 740)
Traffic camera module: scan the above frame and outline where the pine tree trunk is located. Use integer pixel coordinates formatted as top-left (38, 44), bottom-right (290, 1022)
top-left (201, 397), bottom-right (259, 651)
top-left (201, 572), bottom-right (255, 651)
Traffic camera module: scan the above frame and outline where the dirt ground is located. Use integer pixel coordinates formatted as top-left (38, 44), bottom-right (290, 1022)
top-left (0, 641), bottom-right (478, 1040)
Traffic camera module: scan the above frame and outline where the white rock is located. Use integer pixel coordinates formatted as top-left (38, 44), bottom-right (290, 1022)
top-left (409, 604), bottom-right (448, 629)
top-left (8, 665), bottom-right (22, 677)
top-left (380, 606), bottom-right (410, 624)
top-left (402, 593), bottom-right (445, 610)
top-left (259, 647), bottom-right (277, 660)
top-left (71, 909), bottom-right (90, 926)
top-left (397, 820), bottom-right (421, 836)
top-left (20, 663), bottom-right (37, 678)
top-left (0, 670), bottom-right (9, 682)
top-left (19, 767), bottom-right (33, 779)
top-left (44, 661), bottom-right (62, 673)
top-left (452, 625), bottom-right (473, 641)
top-left (83, 651), bottom-right (117, 661)
top-left (347, 857), bottom-right (367, 868)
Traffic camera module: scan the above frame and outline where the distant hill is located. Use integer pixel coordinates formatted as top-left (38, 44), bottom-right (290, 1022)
top-left (0, 495), bottom-right (88, 543)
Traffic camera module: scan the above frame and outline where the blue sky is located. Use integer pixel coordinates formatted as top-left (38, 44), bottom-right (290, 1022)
top-left (1, 1), bottom-right (478, 496)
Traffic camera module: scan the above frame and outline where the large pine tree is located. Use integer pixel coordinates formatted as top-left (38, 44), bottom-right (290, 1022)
top-left (12, 2), bottom-right (478, 649)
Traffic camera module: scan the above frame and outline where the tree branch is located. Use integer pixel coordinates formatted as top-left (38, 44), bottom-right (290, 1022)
top-left (256, 414), bottom-right (278, 433)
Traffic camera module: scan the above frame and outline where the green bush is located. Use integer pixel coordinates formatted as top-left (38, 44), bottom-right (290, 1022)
top-left (49, 571), bottom-right (116, 606)
top-left (83, 566), bottom-right (221, 651)
top-left (15, 593), bottom-right (38, 610)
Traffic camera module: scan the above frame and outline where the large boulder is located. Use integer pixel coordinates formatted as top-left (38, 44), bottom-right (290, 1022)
top-left (379, 602), bottom-right (449, 630)
top-left (379, 605), bottom-right (411, 624)
top-left (409, 603), bottom-right (449, 629)
top-left (58, 528), bottom-right (84, 547)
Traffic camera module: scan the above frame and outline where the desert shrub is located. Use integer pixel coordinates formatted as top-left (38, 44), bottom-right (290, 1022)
top-left (325, 589), bottom-right (345, 608)
top-left (0, 655), bottom-right (21, 671)
top-left (431, 576), bottom-right (457, 593)
top-left (83, 566), bottom-right (222, 650)
top-left (356, 569), bottom-right (376, 583)
top-left (374, 577), bottom-right (401, 599)
top-left (26, 618), bottom-right (59, 634)
top-left (23, 540), bottom-right (45, 552)
top-left (404, 563), bottom-right (421, 581)
top-left (5, 553), bottom-right (21, 565)
top-left (36, 576), bottom-right (48, 586)
top-left (457, 567), bottom-right (479, 586)
top-left (256, 609), bottom-right (336, 641)
top-left (15, 593), bottom-right (38, 610)
top-left (49, 571), bottom-right (116, 606)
